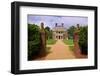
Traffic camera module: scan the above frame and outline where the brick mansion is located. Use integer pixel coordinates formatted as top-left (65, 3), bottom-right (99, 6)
top-left (52, 23), bottom-right (68, 40)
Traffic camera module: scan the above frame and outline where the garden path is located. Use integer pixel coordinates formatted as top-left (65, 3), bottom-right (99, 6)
top-left (44, 40), bottom-right (76, 60)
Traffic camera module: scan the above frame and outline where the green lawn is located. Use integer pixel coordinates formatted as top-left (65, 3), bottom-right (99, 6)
top-left (63, 39), bottom-right (74, 51)
top-left (63, 39), bottom-right (74, 45)
top-left (46, 39), bottom-right (57, 45)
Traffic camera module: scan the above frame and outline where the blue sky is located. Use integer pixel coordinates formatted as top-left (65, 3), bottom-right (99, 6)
top-left (28, 15), bottom-right (88, 29)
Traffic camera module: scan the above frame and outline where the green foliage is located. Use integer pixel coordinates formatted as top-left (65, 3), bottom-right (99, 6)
top-left (45, 26), bottom-right (52, 39)
top-left (67, 26), bottom-right (76, 39)
top-left (45, 26), bottom-right (50, 31)
top-left (46, 39), bottom-right (57, 45)
top-left (78, 26), bottom-right (88, 55)
top-left (28, 24), bottom-right (41, 60)
top-left (28, 41), bottom-right (40, 60)
top-left (28, 24), bottom-right (40, 41)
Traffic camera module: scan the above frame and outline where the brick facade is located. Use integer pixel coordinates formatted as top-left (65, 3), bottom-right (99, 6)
top-left (52, 23), bottom-right (68, 40)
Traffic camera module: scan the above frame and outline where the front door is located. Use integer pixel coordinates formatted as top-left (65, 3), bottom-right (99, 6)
top-left (59, 36), bottom-right (60, 39)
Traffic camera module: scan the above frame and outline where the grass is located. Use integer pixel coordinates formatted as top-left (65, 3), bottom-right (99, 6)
top-left (46, 39), bottom-right (57, 45)
top-left (63, 39), bottom-right (74, 46)
top-left (63, 39), bottom-right (74, 51)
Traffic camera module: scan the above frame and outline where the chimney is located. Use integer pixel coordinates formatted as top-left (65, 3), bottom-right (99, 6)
top-left (62, 23), bottom-right (64, 27)
top-left (55, 23), bottom-right (57, 27)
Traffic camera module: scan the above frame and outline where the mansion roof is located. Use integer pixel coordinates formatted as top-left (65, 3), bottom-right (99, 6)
top-left (52, 26), bottom-right (66, 31)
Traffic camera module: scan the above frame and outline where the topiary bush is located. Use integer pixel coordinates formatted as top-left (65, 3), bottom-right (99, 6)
top-left (78, 26), bottom-right (88, 55)
top-left (28, 24), bottom-right (41, 60)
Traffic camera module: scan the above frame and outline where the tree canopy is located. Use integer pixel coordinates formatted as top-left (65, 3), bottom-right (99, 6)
top-left (67, 26), bottom-right (76, 39)
top-left (45, 26), bottom-right (52, 39)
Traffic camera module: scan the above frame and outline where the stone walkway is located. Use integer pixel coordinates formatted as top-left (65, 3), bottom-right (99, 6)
top-left (44, 40), bottom-right (76, 60)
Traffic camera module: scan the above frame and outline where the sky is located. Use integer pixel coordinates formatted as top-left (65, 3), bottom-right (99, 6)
top-left (28, 15), bottom-right (88, 29)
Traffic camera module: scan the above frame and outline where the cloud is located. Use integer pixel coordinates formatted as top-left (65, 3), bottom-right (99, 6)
top-left (28, 15), bottom-right (88, 29)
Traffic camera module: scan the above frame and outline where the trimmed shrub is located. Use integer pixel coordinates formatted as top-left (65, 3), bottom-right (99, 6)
top-left (28, 41), bottom-right (40, 60)
top-left (78, 26), bottom-right (88, 55)
top-left (28, 24), bottom-right (41, 60)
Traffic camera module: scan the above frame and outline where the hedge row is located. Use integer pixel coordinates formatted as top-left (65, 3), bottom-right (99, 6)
top-left (28, 24), bottom-right (41, 60)
top-left (78, 26), bottom-right (88, 55)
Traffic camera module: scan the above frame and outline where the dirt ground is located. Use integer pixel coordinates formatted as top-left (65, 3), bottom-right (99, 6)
top-left (35, 40), bottom-right (76, 60)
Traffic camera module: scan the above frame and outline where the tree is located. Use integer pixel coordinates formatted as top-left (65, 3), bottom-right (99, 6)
top-left (45, 26), bottom-right (50, 31)
top-left (28, 24), bottom-right (41, 60)
top-left (67, 26), bottom-right (76, 39)
top-left (45, 26), bottom-right (52, 39)
top-left (78, 26), bottom-right (88, 55)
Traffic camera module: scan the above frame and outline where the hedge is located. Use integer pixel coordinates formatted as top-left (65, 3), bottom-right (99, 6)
top-left (28, 24), bottom-right (41, 60)
top-left (78, 26), bottom-right (88, 55)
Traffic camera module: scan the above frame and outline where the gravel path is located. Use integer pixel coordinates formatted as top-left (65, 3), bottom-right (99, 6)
top-left (44, 40), bottom-right (76, 60)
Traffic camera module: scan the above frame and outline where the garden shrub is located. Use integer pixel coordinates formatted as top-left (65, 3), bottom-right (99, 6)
top-left (28, 24), bottom-right (41, 60)
top-left (78, 26), bottom-right (88, 55)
